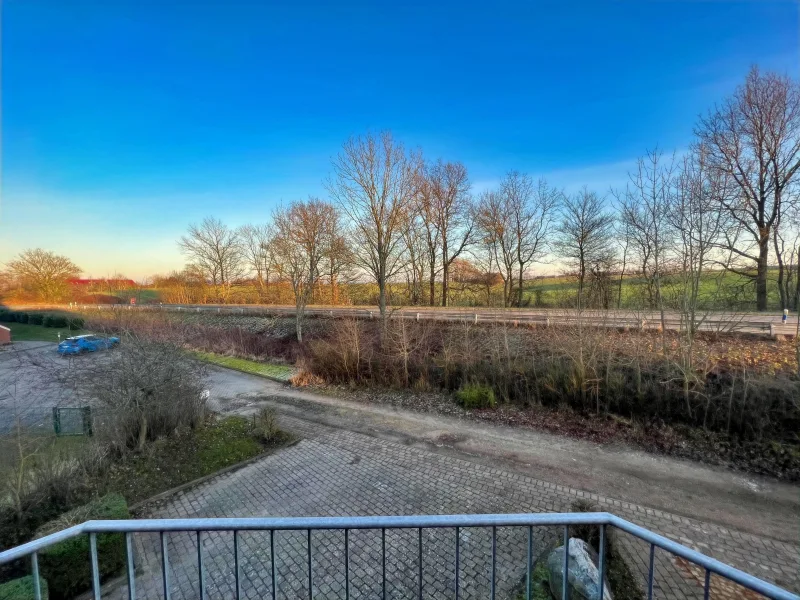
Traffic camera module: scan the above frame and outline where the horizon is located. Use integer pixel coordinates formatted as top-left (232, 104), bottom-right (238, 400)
top-left (2, 0), bottom-right (798, 278)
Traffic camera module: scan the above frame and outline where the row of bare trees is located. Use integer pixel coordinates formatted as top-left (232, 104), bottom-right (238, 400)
top-left (171, 67), bottom-right (799, 330)
top-left (3, 67), bottom-right (798, 322)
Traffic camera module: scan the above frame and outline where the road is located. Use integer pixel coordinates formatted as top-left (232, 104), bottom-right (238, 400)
top-left (18, 302), bottom-right (800, 337)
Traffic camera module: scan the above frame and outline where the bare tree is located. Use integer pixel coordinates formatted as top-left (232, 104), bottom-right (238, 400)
top-left (238, 223), bottom-right (274, 298)
top-left (400, 209), bottom-right (427, 305)
top-left (415, 169), bottom-right (442, 305)
top-left (505, 174), bottom-right (560, 307)
top-left (555, 187), bottom-right (616, 309)
top-left (321, 215), bottom-right (355, 306)
top-left (272, 199), bottom-right (338, 341)
top-left (695, 67), bottom-right (800, 311)
top-left (669, 145), bottom-right (728, 409)
top-left (178, 217), bottom-right (243, 302)
top-left (426, 160), bottom-right (475, 306)
top-left (474, 190), bottom-right (516, 307)
top-left (670, 145), bottom-right (727, 334)
top-left (5, 248), bottom-right (81, 302)
top-left (327, 131), bottom-right (419, 321)
top-left (616, 148), bottom-right (676, 329)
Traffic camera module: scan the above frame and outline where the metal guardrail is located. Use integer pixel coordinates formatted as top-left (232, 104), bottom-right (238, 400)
top-left (8, 303), bottom-right (799, 338)
top-left (15, 302), bottom-right (796, 337)
top-left (1, 513), bottom-right (797, 600)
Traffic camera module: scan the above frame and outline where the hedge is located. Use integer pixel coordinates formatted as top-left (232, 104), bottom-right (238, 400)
top-left (26, 313), bottom-right (44, 326)
top-left (0, 575), bottom-right (49, 600)
top-left (67, 317), bottom-right (85, 331)
top-left (41, 314), bottom-right (68, 329)
top-left (0, 311), bottom-right (12, 323)
top-left (13, 312), bottom-right (29, 324)
top-left (35, 494), bottom-right (129, 600)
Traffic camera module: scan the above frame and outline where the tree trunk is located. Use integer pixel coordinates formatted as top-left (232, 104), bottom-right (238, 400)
top-left (517, 267), bottom-right (524, 308)
top-left (756, 231), bottom-right (770, 311)
top-left (441, 262), bottom-right (449, 307)
top-left (379, 278), bottom-right (387, 320)
top-left (429, 267), bottom-right (436, 306)
top-left (138, 415), bottom-right (148, 451)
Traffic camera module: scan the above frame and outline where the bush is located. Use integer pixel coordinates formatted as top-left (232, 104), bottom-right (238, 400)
top-left (251, 407), bottom-right (280, 443)
top-left (455, 383), bottom-right (496, 409)
top-left (0, 310), bottom-right (13, 323)
top-left (35, 494), bottom-right (128, 600)
top-left (41, 315), bottom-right (68, 329)
top-left (26, 313), bottom-right (44, 326)
top-left (67, 336), bottom-right (208, 451)
top-left (0, 575), bottom-right (49, 600)
top-left (67, 317), bottom-right (85, 331)
top-left (13, 312), bottom-right (29, 324)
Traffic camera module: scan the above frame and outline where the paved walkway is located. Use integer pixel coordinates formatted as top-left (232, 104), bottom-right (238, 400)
top-left (112, 415), bottom-right (798, 600)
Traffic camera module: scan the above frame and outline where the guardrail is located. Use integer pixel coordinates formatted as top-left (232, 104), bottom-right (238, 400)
top-left (15, 302), bottom-right (798, 337)
top-left (1, 513), bottom-right (796, 600)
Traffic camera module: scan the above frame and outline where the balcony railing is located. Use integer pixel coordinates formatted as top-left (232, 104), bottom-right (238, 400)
top-left (1, 512), bottom-right (797, 600)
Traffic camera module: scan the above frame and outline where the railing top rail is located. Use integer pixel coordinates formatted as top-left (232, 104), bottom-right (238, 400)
top-left (0, 512), bottom-right (796, 600)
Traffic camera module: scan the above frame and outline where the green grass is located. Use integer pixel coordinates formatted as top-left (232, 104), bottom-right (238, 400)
top-left (111, 288), bottom-right (162, 303)
top-left (522, 268), bottom-right (788, 311)
top-left (192, 351), bottom-right (294, 381)
top-left (100, 416), bottom-right (274, 504)
top-left (4, 322), bottom-right (89, 343)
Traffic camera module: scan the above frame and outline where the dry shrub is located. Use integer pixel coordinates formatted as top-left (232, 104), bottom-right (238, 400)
top-left (251, 407), bottom-right (280, 444)
top-left (63, 334), bottom-right (208, 452)
top-left (302, 317), bottom-right (800, 443)
top-left (290, 369), bottom-right (325, 387)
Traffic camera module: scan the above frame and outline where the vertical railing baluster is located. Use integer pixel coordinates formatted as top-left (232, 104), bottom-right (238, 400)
top-left (598, 525), bottom-right (606, 600)
top-left (381, 528), bottom-right (386, 600)
top-left (455, 527), bottom-right (460, 600)
top-left (418, 528), bottom-right (423, 600)
top-left (561, 526), bottom-right (569, 600)
top-left (647, 543), bottom-right (655, 600)
top-left (234, 530), bottom-right (241, 600)
top-left (270, 530), bottom-right (277, 600)
top-left (196, 531), bottom-right (204, 600)
top-left (161, 532), bottom-right (171, 600)
top-left (306, 530), bottom-right (312, 600)
top-left (344, 529), bottom-right (350, 600)
top-left (526, 525), bottom-right (532, 600)
top-left (703, 569), bottom-right (711, 600)
top-left (90, 533), bottom-right (101, 600)
top-left (126, 532), bottom-right (136, 600)
top-left (31, 552), bottom-right (42, 600)
top-left (490, 526), bottom-right (497, 600)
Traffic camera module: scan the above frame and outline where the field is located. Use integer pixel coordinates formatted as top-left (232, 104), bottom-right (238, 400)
top-left (92, 268), bottom-right (793, 312)
top-left (3, 322), bottom-right (89, 342)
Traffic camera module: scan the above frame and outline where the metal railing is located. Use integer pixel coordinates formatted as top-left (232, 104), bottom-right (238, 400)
top-left (1, 513), bottom-right (797, 600)
top-left (14, 302), bottom-right (798, 337)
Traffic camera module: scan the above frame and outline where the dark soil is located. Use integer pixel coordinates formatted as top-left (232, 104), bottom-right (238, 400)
top-left (315, 385), bottom-right (800, 481)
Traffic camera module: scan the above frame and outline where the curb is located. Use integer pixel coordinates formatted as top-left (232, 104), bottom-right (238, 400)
top-left (129, 437), bottom-right (300, 514)
top-left (193, 354), bottom-right (296, 385)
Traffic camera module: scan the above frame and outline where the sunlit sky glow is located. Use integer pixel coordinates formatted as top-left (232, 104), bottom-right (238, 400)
top-left (1, 0), bottom-right (797, 278)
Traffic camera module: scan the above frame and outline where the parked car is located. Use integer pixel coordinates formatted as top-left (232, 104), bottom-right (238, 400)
top-left (58, 334), bottom-right (120, 356)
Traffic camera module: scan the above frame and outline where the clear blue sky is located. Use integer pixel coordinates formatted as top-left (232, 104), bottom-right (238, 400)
top-left (1, 0), bottom-right (797, 278)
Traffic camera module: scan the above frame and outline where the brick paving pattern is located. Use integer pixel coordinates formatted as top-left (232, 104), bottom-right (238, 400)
top-left (108, 416), bottom-right (799, 600)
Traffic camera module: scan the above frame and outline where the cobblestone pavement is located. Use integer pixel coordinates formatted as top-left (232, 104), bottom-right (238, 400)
top-left (106, 416), bottom-right (799, 600)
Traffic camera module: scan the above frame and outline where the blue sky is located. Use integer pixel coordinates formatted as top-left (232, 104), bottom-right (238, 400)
top-left (1, 0), bottom-right (797, 278)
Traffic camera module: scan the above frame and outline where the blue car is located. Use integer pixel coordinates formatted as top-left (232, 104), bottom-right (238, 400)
top-left (58, 334), bottom-right (120, 356)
